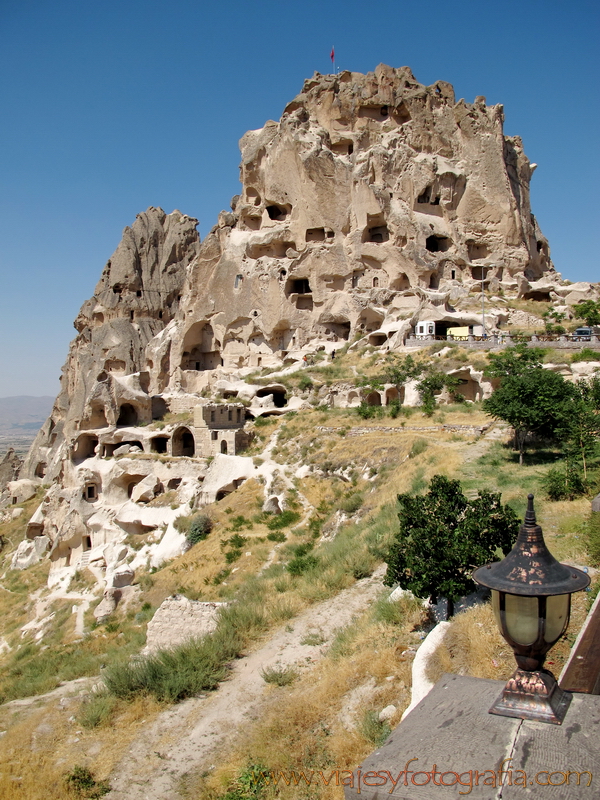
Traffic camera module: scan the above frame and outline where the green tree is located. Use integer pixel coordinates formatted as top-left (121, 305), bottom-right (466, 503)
top-left (384, 476), bottom-right (519, 617)
top-left (484, 343), bottom-right (544, 378)
top-left (380, 353), bottom-right (423, 386)
top-left (556, 375), bottom-right (600, 482)
top-left (541, 308), bottom-right (566, 335)
top-left (483, 368), bottom-right (575, 464)
top-left (574, 299), bottom-right (600, 328)
top-left (416, 370), bottom-right (460, 415)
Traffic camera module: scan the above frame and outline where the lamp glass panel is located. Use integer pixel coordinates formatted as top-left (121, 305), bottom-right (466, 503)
top-left (504, 593), bottom-right (539, 646)
top-left (491, 590), bottom-right (502, 630)
top-left (545, 594), bottom-right (570, 644)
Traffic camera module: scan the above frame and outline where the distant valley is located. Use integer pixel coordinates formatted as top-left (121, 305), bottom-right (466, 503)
top-left (0, 396), bottom-right (53, 456)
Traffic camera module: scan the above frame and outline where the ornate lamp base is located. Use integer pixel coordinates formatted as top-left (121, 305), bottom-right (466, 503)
top-left (489, 669), bottom-right (572, 725)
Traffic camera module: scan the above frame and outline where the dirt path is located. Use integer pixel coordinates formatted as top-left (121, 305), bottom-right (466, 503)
top-left (106, 567), bottom-right (386, 800)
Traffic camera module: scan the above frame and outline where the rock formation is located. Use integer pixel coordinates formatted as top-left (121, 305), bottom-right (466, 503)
top-left (10, 65), bottom-right (599, 590)
top-left (0, 448), bottom-right (22, 492)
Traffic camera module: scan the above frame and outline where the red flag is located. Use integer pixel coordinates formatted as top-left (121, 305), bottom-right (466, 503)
top-left (330, 47), bottom-right (335, 64)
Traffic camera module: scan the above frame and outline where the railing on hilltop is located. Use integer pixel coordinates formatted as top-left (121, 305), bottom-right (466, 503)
top-left (406, 332), bottom-right (600, 348)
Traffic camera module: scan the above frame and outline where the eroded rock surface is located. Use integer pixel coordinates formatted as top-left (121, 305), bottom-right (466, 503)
top-left (9, 65), bottom-right (598, 590)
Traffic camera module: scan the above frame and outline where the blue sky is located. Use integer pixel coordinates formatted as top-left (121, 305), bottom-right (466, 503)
top-left (0, 0), bottom-right (598, 397)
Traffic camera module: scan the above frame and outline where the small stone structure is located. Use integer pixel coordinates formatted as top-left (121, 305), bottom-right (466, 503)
top-left (143, 595), bottom-right (226, 654)
top-left (193, 403), bottom-right (249, 456)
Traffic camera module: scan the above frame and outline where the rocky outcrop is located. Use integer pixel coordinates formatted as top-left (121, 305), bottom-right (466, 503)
top-left (21, 208), bottom-right (200, 484)
top-left (143, 596), bottom-right (225, 654)
top-left (13, 65), bottom-right (598, 589)
top-left (0, 448), bottom-right (22, 493)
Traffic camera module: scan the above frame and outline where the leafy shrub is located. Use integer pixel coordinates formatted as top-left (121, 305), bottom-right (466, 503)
top-left (359, 709), bottom-right (391, 746)
top-left (266, 510), bottom-right (301, 530)
top-left (357, 402), bottom-right (383, 419)
top-left (254, 416), bottom-right (274, 427)
top-left (225, 548), bottom-right (243, 563)
top-left (287, 554), bottom-right (319, 576)
top-left (78, 691), bottom-right (118, 729)
top-left (260, 665), bottom-right (298, 686)
top-left (410, 439), bottom-right (428, 458)
top-left (385, 475), bottom-right (519, 614)
top-left (64, 766), bottom-right (110, 798)
top-left (542, 465), bottom-right (586, 501)
top-left (267, 531), bottom-right (286, 542)
top-left (187, 513), bottom-right (213, 546)
top-left (340, 492), bottom-right (363, 514)
top-left (571, 348), bottom-right (598, 363)
top-left (298, 374), bottom-right (313, 391)
top-left (388, 399), bottom-right (401, 418)
top-left (229, 515), bottom-right (253, 532)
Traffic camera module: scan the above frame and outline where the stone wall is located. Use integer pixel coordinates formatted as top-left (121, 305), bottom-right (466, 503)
top-left (143, 595), bottom-right (225, 654)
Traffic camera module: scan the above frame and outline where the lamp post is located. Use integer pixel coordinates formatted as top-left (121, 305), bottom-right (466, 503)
top-left (473, 494), bottom-right (590, 724)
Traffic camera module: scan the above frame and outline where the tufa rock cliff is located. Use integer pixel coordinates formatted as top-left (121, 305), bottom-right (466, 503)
top-left (9, 65), bottom-right (597, 589)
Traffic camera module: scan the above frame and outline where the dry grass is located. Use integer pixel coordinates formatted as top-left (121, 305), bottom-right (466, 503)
top-left (425, 604), bottom-right (514, 685)
top-left (425, 588), bottom-right (591, 688)
top-left (0, 691), bottom-right (162, 800)
top-left (188, 594), bottom-right (427, 800)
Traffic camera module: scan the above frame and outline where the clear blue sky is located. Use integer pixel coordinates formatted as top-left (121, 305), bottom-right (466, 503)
top-left (0, 0), bottom-right (598, 397)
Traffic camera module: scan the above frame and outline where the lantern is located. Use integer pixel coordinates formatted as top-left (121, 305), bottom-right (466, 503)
top-left (473, 494), bottom-right (590, 724)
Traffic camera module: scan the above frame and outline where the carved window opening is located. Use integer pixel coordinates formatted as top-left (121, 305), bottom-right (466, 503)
top-left (467, 241), bottom-right (490, 260)
top-left (295, 296), bottom-right (313, 311)
top-left (426, 235), bottom-right (452, 253)
top-left (235, 274), bottom-right (243, 289)
top-left (221, 440), bottom-right (228, 454)
top-left (73, 434), bottom-right (98, 462)
top-left (306, 228), bottom-right (326, 242)
top-left (266, 204), bottom-right (290, 221)
top-left (211, 431), bottom-right (218, 441)
top-left (117, 403), bottom-right (138, 427)
top-left (365, 225), bottom-right (389, 243)
top-left (290, 278), bottom-right (311, 295)
top-left (85, 485), bottom-right (97, 501)
top-left (390, 273), bottom-right (410, 291)
top-left (150, 436), bottom-right (168, 454)
top-left (246, 187), bottom-right (261, 206)
top-left (331, 140), bottom-right (353, 155)
top-left (391, 102), bottom-right (411, 124)
top-left (136, 290), bottom-right (142, 297)
top-left (167, 478), bottom-right (181, 490)
top-left (373, 277), bottom-right (379, 288)
top-left (35, 462), bottom-right (46, 478)
top-left (256, 387), bottom-right (287, 408)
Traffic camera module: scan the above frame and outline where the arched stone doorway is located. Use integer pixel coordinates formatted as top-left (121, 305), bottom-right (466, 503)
top-left (172, 427), bottom-right (195, 457)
